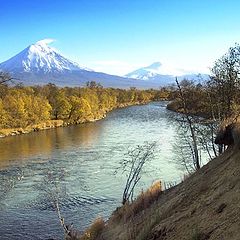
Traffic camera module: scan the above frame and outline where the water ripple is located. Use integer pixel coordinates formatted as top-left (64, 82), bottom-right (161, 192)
top-left (26, 194), bottom-right (116, 211)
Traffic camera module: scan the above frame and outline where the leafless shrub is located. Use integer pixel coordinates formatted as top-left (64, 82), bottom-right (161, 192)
top-left (40, 170), bottom-right (79, 240)
top-left (116, 142), bottom-right (156, 205)
top-left (175, 78), bottom-right (201, 170)
top-left (174, 78), bottom-right (221, 173)
top-left (47, 171), bottom-right (69, 235)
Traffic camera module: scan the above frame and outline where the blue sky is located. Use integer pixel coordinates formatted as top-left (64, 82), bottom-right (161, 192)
top-left (1, 0), bottom-right (240, 75)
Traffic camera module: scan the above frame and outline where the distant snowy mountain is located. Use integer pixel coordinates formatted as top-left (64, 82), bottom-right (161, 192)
top-left (0, 40), bottom-right (90, 74)
top-left (0, 41), bottom-right (209, 88)
top-left (125, 62), bottom-right (209, 84)
top-left (125, 62), bottom-right (171, 80)
top-left (1, 40), bottom-right (171, 88)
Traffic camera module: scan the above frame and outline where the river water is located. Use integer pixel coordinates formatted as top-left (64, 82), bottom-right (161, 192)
top-left (0, 101), bottom-right (186, 240)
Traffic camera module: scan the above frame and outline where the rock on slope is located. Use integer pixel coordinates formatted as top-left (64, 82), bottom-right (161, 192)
top-left (99, 146), bottom-right (240, 240)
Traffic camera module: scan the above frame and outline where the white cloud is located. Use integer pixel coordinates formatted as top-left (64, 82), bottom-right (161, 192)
top-left (160, 57), bottom-right (212, 75)
top-left (87, 59), bottom-right (211, 76)
top-left (36, 38), bottom-right (56, 45)
top-left (94, 60), bottom-right (126, 66)
top-left (89, 60), bottom-right (143, 76)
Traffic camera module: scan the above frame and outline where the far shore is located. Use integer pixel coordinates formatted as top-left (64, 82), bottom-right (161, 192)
top-left (0, 101), bottom-right (151, 138)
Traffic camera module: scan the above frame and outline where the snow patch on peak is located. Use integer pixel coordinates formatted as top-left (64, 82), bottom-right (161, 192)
top-left (28, 43), bottom-right (54, 55)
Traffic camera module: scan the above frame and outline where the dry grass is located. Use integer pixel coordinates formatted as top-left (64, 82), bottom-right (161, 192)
top-left (79, 217), bottom-right (105, 240)
top-left (112, 181), bottom-right (162, 222)
top-left (102, 146), bottom-right (240, 240)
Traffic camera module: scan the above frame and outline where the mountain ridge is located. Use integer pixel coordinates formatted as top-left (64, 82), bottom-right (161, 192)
top-left (0, 41), bottom-right (209, 88)
top-left (125, 61), bottom-right (209, 83)
top-left (0, 41), bottom-right (150, 88)
top-left (0, 41), bottom-right (90, 74)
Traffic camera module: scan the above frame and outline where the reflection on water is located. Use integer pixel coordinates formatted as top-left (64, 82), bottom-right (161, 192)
top-left (0, 102), bottom-right (185, 240)
top-left (0, 122), bottom-right (103, 169)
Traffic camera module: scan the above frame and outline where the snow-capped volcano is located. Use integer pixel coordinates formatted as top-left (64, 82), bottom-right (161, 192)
top-left (0, 40), bottom-right (89, 74)
top-left (0, 40), bottom-right (159, 88)
top-left (125, 61), bottom-right (189, 80)
top-left (125, 62), bottom-right (209, 84)
top-left (0, 41), bottom-right (209, 88)
top-left (125, 62), bottom-right (176, 85)
top-left (125, 62), bottom-right (165, 80)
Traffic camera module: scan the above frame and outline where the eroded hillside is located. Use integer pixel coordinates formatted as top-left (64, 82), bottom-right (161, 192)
top-left (98, 146), bottom-right (240, 240)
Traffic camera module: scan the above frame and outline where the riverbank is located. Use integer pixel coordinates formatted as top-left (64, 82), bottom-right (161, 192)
top-left (166, 100), bottom-right (211, 118)
top-left (0, 101), bottom-right (149, 138)
top-left (0, 120), bottom-right (65, 137)
top-left (0, 101), bottom-right (183, 239)
top-left (84, 137), bottom-right (240, 240)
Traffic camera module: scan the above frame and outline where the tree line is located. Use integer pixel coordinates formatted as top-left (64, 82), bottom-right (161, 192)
top-left (168, 43), bottom-right (240, 121)
top-left (0, 80), bottom-right (172, 129)
top-left (167, 43), bottom-right (240, 171)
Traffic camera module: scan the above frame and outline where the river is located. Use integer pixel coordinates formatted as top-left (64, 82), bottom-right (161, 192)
top-left (0, 101), bottom-right (186, 240)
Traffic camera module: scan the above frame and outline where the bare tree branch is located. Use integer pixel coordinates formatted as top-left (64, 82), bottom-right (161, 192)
top-left (0, 72), bottom-right (19, 85)
top-left (175, 78), bottom-right (201, 170)
top-left (117, 142), bottom-right (156, 205)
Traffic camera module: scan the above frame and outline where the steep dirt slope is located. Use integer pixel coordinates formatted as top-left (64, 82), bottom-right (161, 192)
top-left (100, 147), bottom-right (240, 240)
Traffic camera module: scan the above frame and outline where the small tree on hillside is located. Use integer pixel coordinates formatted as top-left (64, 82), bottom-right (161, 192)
top-left (116, 142), bottom-right (156, 205)
top-left (175, 78), bottom-right (201, 170)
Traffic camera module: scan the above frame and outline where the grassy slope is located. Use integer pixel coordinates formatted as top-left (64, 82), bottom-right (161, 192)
top-left (99, 147), bottom-right (240, 240)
